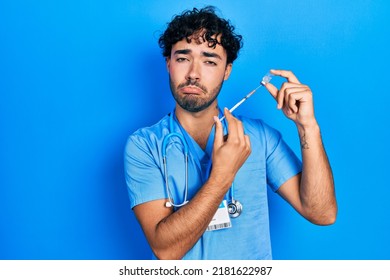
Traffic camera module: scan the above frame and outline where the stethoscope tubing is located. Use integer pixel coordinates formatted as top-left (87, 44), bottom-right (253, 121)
top-left (162, 110), bottom-right (242, 217)
top-left (162, 114), bottom-right (190, 208)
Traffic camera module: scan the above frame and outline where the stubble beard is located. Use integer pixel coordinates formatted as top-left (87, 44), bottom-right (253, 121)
top-left (169, 77), bottom-right (224, 113)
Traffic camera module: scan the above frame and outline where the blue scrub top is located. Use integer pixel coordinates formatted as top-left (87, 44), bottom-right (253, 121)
top-left (124, 110), bottom-right (302, 260)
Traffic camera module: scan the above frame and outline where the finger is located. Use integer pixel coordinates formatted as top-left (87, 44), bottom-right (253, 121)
top-left (270, 69), bottom-right (300, 84)
top-left (244, 134), bottom-right (251, 153)
top-left (264, 82), bottom-right (279, 100)
top-left (266, 80), bottom-right (302, 110)
top-left (287, 93), bottom-right (299, 114)
top-left (286, 90), bottom-right (311, 114)
top-left (213, 115), bottom-right (223, 148)
top-left (223, 108), bottom-right (238, 138)
top-left (279, 83), bottom-right (307, 110)
top-left (235, 118), bottom-right (245, 143)
top-left (284, 87), bottom-right (307, 113)
top-left (277, 82), bottom-right (298, 110)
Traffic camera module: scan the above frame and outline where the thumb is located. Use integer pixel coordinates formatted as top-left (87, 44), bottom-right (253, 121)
top-left (264, 82), bottom-right (278, 100)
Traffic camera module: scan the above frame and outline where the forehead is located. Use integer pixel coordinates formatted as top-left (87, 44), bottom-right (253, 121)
top-left (171, 37), bottom-right (227, 59)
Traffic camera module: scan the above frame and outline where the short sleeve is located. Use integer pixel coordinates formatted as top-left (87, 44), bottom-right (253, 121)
top-left (261, 121), bottom-right (302, 192)
top-left (124, 133), bottom-right (167, 209)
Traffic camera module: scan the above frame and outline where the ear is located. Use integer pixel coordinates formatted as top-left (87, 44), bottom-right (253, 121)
top-left (165, 57), bottom-right (171, 72)
top-left (223, 63), bottom-right (233, 80)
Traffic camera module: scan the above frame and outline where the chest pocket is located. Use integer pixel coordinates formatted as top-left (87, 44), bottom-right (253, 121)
top-left (233, 160), bottom-right (267, 216)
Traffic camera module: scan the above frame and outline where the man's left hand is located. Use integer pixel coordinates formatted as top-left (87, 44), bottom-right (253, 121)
top-left (264, 69), bottom-right (317, 128)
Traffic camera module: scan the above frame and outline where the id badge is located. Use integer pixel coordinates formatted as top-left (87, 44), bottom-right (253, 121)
top-left (206, 200), bottom-right (232, 231)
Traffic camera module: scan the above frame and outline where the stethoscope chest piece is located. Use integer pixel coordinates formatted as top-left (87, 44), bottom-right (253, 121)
top-left (228, 199), bottom-right (243, 218)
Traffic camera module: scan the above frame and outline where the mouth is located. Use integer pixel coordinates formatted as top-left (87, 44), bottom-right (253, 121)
top-left (180, 86), bottom-right (203, 95)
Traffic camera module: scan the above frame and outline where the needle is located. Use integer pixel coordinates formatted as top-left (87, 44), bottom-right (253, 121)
top-left (219, 72), bottom-right (273, 122)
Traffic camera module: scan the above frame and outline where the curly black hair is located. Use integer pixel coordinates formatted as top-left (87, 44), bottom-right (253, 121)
top-left (158, 6), bottom-right (243, 64)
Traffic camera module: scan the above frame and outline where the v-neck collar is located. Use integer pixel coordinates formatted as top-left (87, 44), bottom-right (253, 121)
top-left (172, 108), bottom-right (226, 156)
top-left (171, 108), bottom-right (227, 182)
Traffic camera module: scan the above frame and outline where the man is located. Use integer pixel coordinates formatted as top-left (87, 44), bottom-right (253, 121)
top-left (124, 6), bottom-right (337, 260)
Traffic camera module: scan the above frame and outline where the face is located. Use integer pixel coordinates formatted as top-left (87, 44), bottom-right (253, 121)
top-left (166, 35), bottom-right (232, 113)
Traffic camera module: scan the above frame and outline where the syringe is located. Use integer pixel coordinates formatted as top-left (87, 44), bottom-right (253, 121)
top-left (219, 72), bottom-right (274, 122)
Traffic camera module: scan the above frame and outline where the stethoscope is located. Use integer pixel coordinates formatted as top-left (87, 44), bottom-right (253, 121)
top-left (162, 113), bottom-right (189, 208)
top-left (162, 110), bottom-right (243, 218)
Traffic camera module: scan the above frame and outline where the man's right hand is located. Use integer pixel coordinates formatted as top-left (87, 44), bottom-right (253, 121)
top-left (211, 108), bottom-right (251, 186)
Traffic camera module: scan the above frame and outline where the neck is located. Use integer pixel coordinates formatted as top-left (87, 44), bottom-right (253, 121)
top-left (175, 102), bottom-right (219, 150)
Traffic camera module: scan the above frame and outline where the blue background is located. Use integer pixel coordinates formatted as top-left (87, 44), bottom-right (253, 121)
top-left (1, 0), bottom-right (389, 259)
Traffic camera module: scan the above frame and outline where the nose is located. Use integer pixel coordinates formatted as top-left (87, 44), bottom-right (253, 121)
top-left (186, 61), bottom-right (200, 81)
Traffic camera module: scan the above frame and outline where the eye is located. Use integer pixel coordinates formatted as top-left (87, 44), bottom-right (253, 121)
top-left (205, 60), bottom-right (217, 66)
top-left (176, 57), bottom-right (188, 62)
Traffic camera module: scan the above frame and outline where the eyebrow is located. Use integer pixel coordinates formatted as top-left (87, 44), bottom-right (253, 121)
top-left (173, 49), bottom-right (222, 60)
top-left (174, 49), bottom-right (191, 55)
top-left (202, 51), bottom-right (222, 60)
